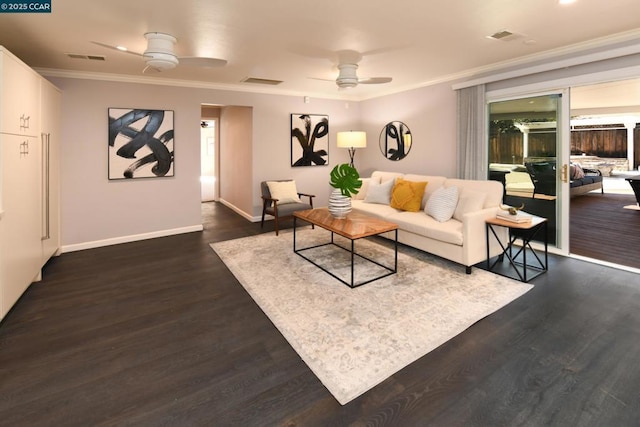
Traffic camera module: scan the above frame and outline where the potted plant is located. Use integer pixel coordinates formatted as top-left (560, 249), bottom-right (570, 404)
top-left (328, 163), bottom-right (362, 218)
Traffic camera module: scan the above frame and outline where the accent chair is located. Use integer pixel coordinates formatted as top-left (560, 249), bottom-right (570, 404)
top-left (260, 180), bottom-right (315, 235)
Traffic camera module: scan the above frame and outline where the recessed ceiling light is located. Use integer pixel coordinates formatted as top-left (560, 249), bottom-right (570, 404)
top-left (559, 0), bottom-right (577, 5)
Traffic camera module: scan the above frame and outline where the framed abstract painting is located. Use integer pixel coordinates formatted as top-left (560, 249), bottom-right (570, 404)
top-left (291, 113), bottom-right (329, 167)
top-left (108, 108), bottom-right (175, 179)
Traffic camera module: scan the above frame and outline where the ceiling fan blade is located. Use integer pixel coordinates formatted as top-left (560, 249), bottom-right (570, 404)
top-left (178, 56), bottom-right (227, 68)
top-left (91, 41), bottom-right (144, 56)
top-left (309, 77), bottom-right (336, 83)
top-left (358, 77), bottom-right (393, 84)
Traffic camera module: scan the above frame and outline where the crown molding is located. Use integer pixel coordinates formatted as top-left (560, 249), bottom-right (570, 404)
top-left (35, 68), bottom-right (359, 101)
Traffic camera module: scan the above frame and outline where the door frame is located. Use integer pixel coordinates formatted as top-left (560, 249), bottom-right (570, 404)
top-left (486, 87), bottom-right (571, 256)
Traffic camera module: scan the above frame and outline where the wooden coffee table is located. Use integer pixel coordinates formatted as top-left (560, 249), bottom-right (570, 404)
top-left (292, 208), bottom-right (398, 288)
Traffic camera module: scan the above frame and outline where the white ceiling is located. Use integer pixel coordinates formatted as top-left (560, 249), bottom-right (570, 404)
top-left (0, 0), bottom-right (639, 102)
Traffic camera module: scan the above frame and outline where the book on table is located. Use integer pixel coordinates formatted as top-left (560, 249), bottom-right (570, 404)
top-left (496, 209), bottom-right (533, 223)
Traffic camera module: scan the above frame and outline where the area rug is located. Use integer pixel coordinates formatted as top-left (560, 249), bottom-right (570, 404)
top-left (210, 229), bottom-right (533, 405)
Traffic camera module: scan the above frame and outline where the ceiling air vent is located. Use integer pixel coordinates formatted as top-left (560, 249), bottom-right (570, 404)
top-left (486, 30), bottom-right (523, 42)
top-left (241, 77), bottom-right (283, 85)
top-left (66, 53), bottom-right (106, 61)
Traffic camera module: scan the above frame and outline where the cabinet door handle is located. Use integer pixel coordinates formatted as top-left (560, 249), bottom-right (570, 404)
top-left (20, 114), bottom-right (31, 130)
top-left (42, 133), bottom-right (51, 240)
top-left (20, 140), bottom-right (29, 155)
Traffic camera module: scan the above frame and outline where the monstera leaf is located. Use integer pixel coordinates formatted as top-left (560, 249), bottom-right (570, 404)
top-left (329, 163), bottom-right (362, 197)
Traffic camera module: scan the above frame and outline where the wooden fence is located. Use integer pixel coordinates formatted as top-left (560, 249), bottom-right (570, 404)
top-left (490, 126), bottom-right (640, 169)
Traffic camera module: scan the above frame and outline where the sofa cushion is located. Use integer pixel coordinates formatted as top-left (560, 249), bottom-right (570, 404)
top-left (444, 179), bottom-right (503, 209)
top-left (404, 174), bottom-right (447, 209)
top-left (453, 190), bottom-right (487, 221)
top-left (388, 211), bottom-right (464, 246)
top-left (390, 178), bottom-right (428, 212)
top-left (372, 171), bottom-right (405, 184)
top-left (352, 199), bottom-right (400, 219)
top-left (364, 178), bottom-right (395, 204)
top-left (425, 186), bottom-right (458, 222)
top-left (580, 176), bottom-right (600, 185)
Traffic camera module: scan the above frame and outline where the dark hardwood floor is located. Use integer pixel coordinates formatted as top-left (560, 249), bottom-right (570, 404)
top-left (570, 192), bottom-right (640, 270)
top-left (1, 202), bottom-right (640, 426)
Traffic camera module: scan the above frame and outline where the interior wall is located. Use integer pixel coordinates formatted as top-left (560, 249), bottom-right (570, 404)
top-left (359, 82), bottom-right (458, 178)
top-left (219, 106), bottom-right (253, 215)
top-left (249, 97), bottom-right (362, 217)
top-left (45, 77), bottom-right (372, 248)
top-left (50, 78), bottom-right (205, 250)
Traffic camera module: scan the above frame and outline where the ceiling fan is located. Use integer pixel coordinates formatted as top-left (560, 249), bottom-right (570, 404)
top-left (312, 50), bottom-right (392, 89)
top-left (92, 32), bottom-right (227, 73)
top-left (334, 63), bottom-right (392, 89)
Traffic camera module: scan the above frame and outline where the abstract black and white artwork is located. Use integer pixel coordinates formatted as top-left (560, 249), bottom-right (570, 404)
top-left (108, 108), bottom-right (175, 180)
top-left (291, 113), bottom-right (328, 167)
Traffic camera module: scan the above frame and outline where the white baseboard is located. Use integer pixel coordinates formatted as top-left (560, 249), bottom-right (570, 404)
top-left (217, 198), bottom-right (265, 222)
top-left (61, 225), bottom-right (204, 253)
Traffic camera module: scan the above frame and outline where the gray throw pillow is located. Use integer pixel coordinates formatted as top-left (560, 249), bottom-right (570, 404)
top-left (364, 179), bottom-right (395, 204)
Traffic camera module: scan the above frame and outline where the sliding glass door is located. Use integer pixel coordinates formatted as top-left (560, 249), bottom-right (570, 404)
top-left (487, 92), bottom-right (570, 252)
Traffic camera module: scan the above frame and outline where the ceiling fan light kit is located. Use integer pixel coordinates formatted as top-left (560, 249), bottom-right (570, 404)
top-left (331, 59), bottom-right (392, 89)
top-left (144, 54), bottom-right (179, 70)
top-left (336, 63), bottom-right (359, 88)
top-left (143, 32), bottom-right (180, 70)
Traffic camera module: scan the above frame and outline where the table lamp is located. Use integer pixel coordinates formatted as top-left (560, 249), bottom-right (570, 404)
top-left (336, 131), bottom-right (367, 167)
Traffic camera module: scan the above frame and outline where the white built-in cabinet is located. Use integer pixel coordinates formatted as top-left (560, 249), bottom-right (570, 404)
top-left (0, 46), bottom-right (61, 321)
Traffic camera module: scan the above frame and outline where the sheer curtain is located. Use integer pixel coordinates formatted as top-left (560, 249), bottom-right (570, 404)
top-left (456, 84), bottom-right (486, 179)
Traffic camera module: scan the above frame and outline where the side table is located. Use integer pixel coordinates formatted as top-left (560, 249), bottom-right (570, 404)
top-left (486, 215), bottom-right (548, 282)
top-left (625, 175), bottom-right (640, 206)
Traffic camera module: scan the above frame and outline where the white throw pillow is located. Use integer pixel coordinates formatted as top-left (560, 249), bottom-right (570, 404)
top-left (452, 191), bottom-right (486, 221)
top-left (352, 176), bottom-right (380, 200)
top-left (267, 180), bottom-right (301, 204)
top-left (364, 178), bottom-right (395, 205)
top-left (426, 186), bottom-right (459, 222)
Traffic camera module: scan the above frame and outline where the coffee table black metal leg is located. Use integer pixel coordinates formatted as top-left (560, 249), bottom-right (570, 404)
top-left (350, 239), bottom-right (355, 288)
top-left (394, 229), bottom-right (398, 273)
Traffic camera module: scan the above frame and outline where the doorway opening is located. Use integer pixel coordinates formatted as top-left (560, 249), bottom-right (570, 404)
top-left (200, 119), bottom-right (218, 202)
top-left (568, 79), bottom-right (640, 270)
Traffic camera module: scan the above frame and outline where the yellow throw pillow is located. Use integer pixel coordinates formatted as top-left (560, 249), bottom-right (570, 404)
top-left (390, 178), bottom-right (428, 212)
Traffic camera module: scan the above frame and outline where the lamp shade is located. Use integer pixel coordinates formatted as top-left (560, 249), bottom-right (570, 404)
top-left (337, 131), bottom-right (367, 148)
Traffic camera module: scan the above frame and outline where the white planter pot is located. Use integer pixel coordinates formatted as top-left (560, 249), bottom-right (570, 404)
top-left (328, 188), bottom-right (352, 218)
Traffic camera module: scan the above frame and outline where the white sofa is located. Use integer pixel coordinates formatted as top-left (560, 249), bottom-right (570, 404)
top-left (351, 171), bottom-right (507, 273)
